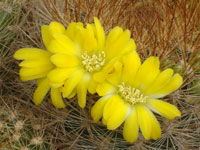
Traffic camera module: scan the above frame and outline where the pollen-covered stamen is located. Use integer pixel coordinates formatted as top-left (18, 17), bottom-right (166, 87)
top-left (118, 82), bottom-right (148, 105)
top-left (81, 51), bottom-right (105, 72)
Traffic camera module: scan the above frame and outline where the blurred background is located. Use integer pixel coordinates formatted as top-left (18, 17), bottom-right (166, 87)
top-left (0, 0), bottom-right (200, 149)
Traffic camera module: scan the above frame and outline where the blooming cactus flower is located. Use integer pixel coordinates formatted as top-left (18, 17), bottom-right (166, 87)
top-left (14, 22), bottom-right (67, 108)
top-left (47, 17), bottom-right (136, 108)
top-left (91, 51), bottom-right (183, 143)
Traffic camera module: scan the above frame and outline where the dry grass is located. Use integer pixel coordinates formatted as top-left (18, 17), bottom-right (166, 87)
top-left (0, 0), bottom-right (200, 149)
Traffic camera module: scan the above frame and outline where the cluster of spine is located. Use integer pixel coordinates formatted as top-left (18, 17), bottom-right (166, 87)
top-left (0, 104), bottom-right (49, 150)
top-left (0, 0), bottom-right (23, 54)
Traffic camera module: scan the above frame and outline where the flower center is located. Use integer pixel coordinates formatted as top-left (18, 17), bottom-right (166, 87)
top-left (118, 82), bottom-right (148, 105)
top-left (81, 51), bottom-right (106, 73)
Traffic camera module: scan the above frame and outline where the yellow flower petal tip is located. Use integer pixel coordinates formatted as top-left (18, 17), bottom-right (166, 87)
top-left (91, 96), bottom-right (108, 122)
top-left (91, 52), bottom-right (183, 143)
top-left (123, 108), bottom-right (139, 143)
top-left (13, 48), bottom-right (51, 60)
top-left (49, 21), bottom-right (65, 34)
top-left (51, 88), bottom-right (66, 108)
top-left (149, 99), bottom-right (181, 120)
top-left (33, 78), bottom-right (50, 105)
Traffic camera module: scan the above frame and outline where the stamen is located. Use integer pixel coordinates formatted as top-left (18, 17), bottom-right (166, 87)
top-left (118, 82), bottom-right (148, 105)
top-left (81, 51), bottom-right (105, 72)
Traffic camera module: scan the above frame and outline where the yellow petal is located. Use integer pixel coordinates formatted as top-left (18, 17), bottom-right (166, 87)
top-left (92, 71), bottom-right (107, 83)
top-left (65, 22), bottom-right (85, 50)
top-left (62, 69), bottom-right (84, 97)
top-left (105, 29), bottom-right (131, 60)
top-left (144, 69), bottom-right (174, 95)
top-left (67, 88), bottom-right (77, 99)
top-left (88, 78), bottom-right (98, 94)
top-left (107, 62), bottom-right (122, 86)
top-left (103, 95), bottom-right (122, 122)
top-left (96, 82), bottom-right (116, 96)
top-left (91, 96), bottom-right (109, 122)
top-left (148, 99), bottom-right (181, 120)
top-left (105, 26), bottom-right (123, 48)
top-left (36, 78), bottom-right (44, 85)
top-left (41, 25), bottom-right (53, 49)
top-left (77, 73), bottom-right (91, 108)
top-left (47, 67), bottom-right (76, 87)
top-left (136, 105), bottom-right (152, 140)
top-left (102, 62), bottom-right (116, 74)
top-left (49, 21), bottom-right (65, 35)
top-left (122, 51), bottom-right (141, 84)
top-left (50, 54), bottom-right (80, 67)
top-left (94, 17), bottom-right (105, 51)
top-left (150, 74), bottom-right (183, 98)
top-left (42, 22), bottom-right (65, 50)
top-left (19, 64), bottom-right (53, 77)
top-left (33, 78), bottom-right (50, 105)
top-left (19, 59), bottom-right (51, 68)
top-left (51, 87), bottom-right (66, 108)
top-left (14, 48), bottom-right (51, 60)
top-left (48, 40), bottom-right (71, 55)
top-left (20, 72), bottom-right (47, 81)
top-left (149, 112), bottom-right (161, 140)
top-left (107, 101), bottom-right (129, 130)
top-left (92, 62), bottom-right (122, 85)
top-left (107, 26), bottom-right (123, 40)
top-left (48, 34), bottom-right (78, 55)
top-left (65, 22), bottom-right (84, 42)
top-left (123, 108), bottom-right (139, 143)
top-left (132, 57), bottom-right (160, 90)
top-left (121, 39), bottom-right (136, 54)
top-left (102, 117), bottom-right (107, 125)
top-left (82, 24), bottom-right (97, 52)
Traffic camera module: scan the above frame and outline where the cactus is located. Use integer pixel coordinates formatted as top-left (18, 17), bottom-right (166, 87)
top-left (30, 0), bottom-right (200, 149)
top-left (0, 98), bottom-right (52, 150)
top-left (0, 0), bottom-right (200, 149)
top-left (0, 0), bottom-right (23, 54)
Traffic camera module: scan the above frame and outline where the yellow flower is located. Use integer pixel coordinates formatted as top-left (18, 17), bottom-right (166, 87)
top-left (91, 52), bottom-right (182, 143)
top-left (14, 22), bottom-right (67, 108)
top-left (47, 17), bottom-right (136, 108)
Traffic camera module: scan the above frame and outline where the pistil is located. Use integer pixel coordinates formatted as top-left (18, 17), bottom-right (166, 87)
top-left (81, 51), bottom-right (105, 73)
top-left (118, 82), bottom-right (148, 105)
